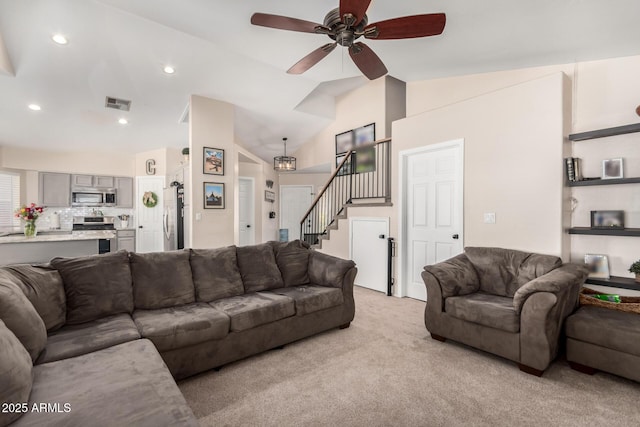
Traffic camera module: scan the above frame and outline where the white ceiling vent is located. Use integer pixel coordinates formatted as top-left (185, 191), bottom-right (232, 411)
top-left (105, 96), bottom-right (131, 111)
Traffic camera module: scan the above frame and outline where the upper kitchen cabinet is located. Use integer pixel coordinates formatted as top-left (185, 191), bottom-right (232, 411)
top-left (72, 174), bottom-right (115, 188)
top-left (115, 177), bottom-right (133, 208)
top-left (39, 172), bottom-right (71, 207)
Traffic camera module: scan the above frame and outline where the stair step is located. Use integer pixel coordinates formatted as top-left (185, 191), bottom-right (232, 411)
top-left (345, 201), bottom-right (393, 208)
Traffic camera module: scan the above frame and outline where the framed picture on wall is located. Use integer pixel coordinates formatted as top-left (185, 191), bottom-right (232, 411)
top-left (203, 182), bottom-right (225, 209)
top-left (354, 123), bottom-right (375, 147)
top-left (335, 153), bottom-right (353, 176)
top-left (265, 190), bottom-right (275, 202)
top-left (335, 130), bottom-right (354, 155)
top-left (203, 147), bottom-right (224, 175)
top-left (602, 158), bottom-right (623, 179)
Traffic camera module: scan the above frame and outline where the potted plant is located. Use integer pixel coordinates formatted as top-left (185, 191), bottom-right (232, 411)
top-left (181, 147), bottom-right (189, 163)
top-left (629, 259), bottom-right (640, 282)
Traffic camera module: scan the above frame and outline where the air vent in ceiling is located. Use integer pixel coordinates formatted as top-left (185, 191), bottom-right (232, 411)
top-left (105, 96), bottom-right (131, 111)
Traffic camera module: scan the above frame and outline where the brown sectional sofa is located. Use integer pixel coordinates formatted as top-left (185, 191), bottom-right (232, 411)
top-left (0, 240), bottom-right (357, 426)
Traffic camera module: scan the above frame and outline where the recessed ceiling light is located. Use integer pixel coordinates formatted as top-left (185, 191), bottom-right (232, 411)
top-left (28, 104), bottom-right (41, 111)
top-left (52, 34), bottom-right (68, 45)
top-left (118, 118), bottom-right (128, 125)
top-left (163, 66), bottom-right (175, 74)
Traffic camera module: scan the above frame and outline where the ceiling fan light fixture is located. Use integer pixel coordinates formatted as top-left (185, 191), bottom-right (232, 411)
top-left (274, 137), bottom-right (296, 172)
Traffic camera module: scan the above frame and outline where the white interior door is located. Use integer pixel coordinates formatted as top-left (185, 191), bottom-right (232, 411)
top-left (280, 185), bottom-right (313, 241)
top-left (136, 176), bottom-right (165, 253)
top-left (403, 140), bottom-right (464, 301)
top-left (350, 217), bottom-right (389, 293)
top-left (238, 177), bottom-right (255, 246)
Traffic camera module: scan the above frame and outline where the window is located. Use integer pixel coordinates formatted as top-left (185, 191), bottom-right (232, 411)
top-left (0, 172), bottom-right (20, 228)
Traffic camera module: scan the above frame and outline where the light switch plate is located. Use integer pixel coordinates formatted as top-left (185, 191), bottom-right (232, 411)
top-left (195, 213), bottom-right (202, 221)
top-left (483, 213), bottom-right (496, 224)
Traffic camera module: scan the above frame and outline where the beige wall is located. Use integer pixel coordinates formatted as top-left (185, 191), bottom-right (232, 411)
top-left (278, 173), bottom-right (330, 196)
top-left (188, 95), bottom-right (235, 248)
top-left (134, 147), bottom-right (182, 183)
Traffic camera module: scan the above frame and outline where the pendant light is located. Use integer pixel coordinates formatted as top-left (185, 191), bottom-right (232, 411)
top-left (273, 137), bottom-right (296, 171)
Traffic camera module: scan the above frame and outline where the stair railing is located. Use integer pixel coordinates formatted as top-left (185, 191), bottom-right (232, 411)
top-left (300, 138), bottom-right (391, 246)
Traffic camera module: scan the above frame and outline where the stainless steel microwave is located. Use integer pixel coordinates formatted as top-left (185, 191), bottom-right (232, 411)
top-left (71, 188), bottom-right (117, 207)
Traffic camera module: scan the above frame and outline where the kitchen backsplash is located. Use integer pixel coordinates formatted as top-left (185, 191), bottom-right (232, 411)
top-left (38, 207), bottom-right (135, 230)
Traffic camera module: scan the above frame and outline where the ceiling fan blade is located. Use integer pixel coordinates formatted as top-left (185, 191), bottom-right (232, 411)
top-left (364, 13), bottom-right (446, 40)
top-left (287, 43), bottom-right (337, 75)
top-left (339, 0), bottom-right (372, 26)
top-left (251, 13), bottom-right (322, 33)
top-left (348, 42), bottom-right (387, 80)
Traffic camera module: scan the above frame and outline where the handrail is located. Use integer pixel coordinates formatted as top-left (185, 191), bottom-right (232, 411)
top-left (300, 137), bottom-right (391, 223)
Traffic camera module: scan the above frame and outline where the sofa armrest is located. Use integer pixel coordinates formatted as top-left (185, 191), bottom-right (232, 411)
top-left (513, 263), bottom-right (588, 314)
top-left (422, 254), bottom-right (480, 299)
top-left (308, 251), bottom-right (356, 289)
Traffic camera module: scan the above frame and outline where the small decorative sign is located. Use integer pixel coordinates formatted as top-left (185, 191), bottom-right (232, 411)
top-left (145, 159), bottom-right (156, 175)
top-left (265, 190), bottom-right (275, 202)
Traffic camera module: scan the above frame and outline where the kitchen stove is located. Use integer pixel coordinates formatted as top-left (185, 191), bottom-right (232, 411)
top-left (72, 217), bottom-right (116, 253)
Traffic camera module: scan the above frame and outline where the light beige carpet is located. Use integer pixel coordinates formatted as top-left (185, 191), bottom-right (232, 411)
top-left (179, 286), bottom-right (640, 426)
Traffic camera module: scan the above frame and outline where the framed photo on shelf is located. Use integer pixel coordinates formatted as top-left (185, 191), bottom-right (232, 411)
top-left (584, 254), bottom-right (610, 279)
top-left (203, 182), bottom-right (225, 209)
top-left (335, 130), bottom-right (354, 155)
top-left (602, 158), bottom-right (623, 179)
top-left (354, 123), bottom-right (375, 147)
top-left (203, 147), bottom-right (224, 175)
top-left (590, 210), bottom-right (624, 229)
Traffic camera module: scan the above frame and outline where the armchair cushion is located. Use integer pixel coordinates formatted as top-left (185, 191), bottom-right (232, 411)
top-left (423, 253), bottom-right (479, 298)
top-left (465, 247), bottom-right (561, 297)
top-left (445, 293), bottom-right (520, 333)
top-left (513, 263), bottom-right (588, 313)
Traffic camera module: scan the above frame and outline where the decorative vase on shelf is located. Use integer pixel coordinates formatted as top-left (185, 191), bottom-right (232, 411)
top-left (24, 220), bottom-right (37, 238)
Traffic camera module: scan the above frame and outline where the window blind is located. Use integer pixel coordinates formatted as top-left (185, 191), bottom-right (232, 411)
top-left (0, 173), bottom-right (20, 227)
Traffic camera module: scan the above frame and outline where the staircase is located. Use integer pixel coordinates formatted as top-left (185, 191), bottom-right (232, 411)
top-left (300, 138), bottom-right (392, 248)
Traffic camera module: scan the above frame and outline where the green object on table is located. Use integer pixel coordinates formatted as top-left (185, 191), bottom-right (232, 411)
top-left (590, 293), bottom-right (621, 303)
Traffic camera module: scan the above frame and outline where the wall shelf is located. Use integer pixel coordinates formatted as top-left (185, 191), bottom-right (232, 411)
top-left (569, 122), bottom-right (640, 141)
top-left (568, 227), bottom-right (640, 237)
top-left (585, 276), bottom-right (640, 292)
top-left (568, 177), bottom-right (640, 187)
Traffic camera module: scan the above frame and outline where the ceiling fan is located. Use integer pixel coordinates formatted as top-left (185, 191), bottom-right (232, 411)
top-left (250, 0), bottom-right (446, 80)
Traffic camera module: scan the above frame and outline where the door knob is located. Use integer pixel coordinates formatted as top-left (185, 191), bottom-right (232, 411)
top-left (379, 234), bottom-right (386, 239)
top-left (452, 234), bottom-right (459, 239)
top-left (246, 225), bottom-right (251, 228)
top-left (138, 225), bottom-right (143, 229)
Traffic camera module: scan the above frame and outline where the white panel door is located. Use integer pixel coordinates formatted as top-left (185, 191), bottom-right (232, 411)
top-left (136, 176), bottom-right (164, 253)
top-left (405, 141), bottom-right (463, 300)
top-left (238, 177), bottom-right (255, 246)
top-left (280, 185), bottom-right (313, 241)
top-left (350, 217), bottom-right (389, 293)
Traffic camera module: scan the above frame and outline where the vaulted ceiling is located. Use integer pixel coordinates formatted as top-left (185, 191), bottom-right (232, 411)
top-left (1, 0), bottom-right (639, 163)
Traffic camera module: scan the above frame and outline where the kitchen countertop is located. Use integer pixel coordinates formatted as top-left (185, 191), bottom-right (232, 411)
top-left (0, 230), bottom-right (116, 244)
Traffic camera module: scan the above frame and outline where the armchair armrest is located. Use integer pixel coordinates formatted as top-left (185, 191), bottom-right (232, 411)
top-left (513, 263), bottom-right (588, 314)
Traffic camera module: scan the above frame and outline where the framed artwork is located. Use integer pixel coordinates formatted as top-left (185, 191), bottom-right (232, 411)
top-left (203, 147), bottom-right (224, 175)
top-left (602, 158), bottom-right (623, 179)
top-left (354, 123), bottom-right (375, 147)
top-left (335, 130), bottom-right (354, 155)
top-left (354, 146), bottom-right (376, 174)
top-left (265, 190), bottom-right (275, 202)
top-left (584, 254), bottom-right (610, 279)
top-left (590, 210), bottom-right (624, 229)
top-left (203, 182), bottom-right (225, 209)
top-left (336, 153), bottom-right (353, 176)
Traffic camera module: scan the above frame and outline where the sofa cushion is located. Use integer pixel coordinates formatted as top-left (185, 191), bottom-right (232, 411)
top-left (0, 320), bottom-right (33, 427)
top-left (0, 264), bottom-right (66, 331)
top-left (14, 340), bottom-right (198, 427)
top-left (130, 250), bottom-right (195, 309)
top-left (209, 292), bottom-right (295, 332)
top-left (308, 251), bottom-right (356, 288)
top-left (269, 285), bottom-right (343, 316)
top-left (190, 246), bottom-right (244, 302)
top-left (274, 240), bottom-right (311, 287)
top-left (133, 303), bottom-right (229, 352)
top-left (0, 277), bottom-right (47, 362)
top-left (423, 253), bottom-right (480, 298)
top-left (236, 243), bottom-right (284, 292)
top-left (465, 247), bottom-right (561, 297)
top-left (37, 314), bottom-right (141, 365)
top-left (566, 306), bottom-right (640, 358)
top-left (445, 293), bottom-right (520, 333)
top-left (51, 251), bottom-right (133, 324)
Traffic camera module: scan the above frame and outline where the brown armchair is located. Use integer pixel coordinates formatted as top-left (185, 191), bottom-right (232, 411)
top-left (421, 247), bottom-right (588, 376)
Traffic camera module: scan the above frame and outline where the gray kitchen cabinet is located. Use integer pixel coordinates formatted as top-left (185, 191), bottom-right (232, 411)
top-left (38, 172), bottom-right (71, 207)
top-left (72, 174), bottom-right (114, 188)
top-left (115, 177), bottom-right (134, 208)
top-left (116, 229), bottom-right (135, 252)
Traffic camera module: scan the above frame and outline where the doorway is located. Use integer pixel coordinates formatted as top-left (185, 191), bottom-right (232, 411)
top-left (238, 177), bottom-right (255, 246)
top-left (350, 217), bottom-right (389, 293)
top-left (279, 185), bottom-right (313, 241)
top-left (399, 139), bottom-right (464, 300)
top-left (136, 176), bottom-right (165, 253)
